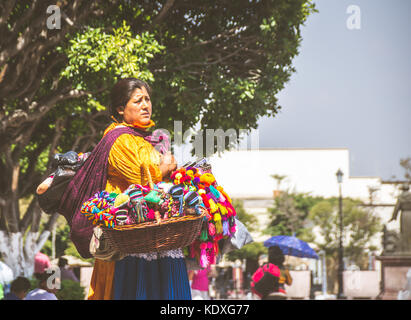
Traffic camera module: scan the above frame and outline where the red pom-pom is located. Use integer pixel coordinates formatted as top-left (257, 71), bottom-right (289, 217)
top-left (147, 209), bottom-right (156, 220)
top-left (181, 175), bottom-right (191, 183)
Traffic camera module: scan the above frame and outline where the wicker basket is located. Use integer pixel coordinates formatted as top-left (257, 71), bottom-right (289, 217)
top-left (103, 164), bottom-right (205, 254)
top-left (104, 213), bottom-right (204, 254)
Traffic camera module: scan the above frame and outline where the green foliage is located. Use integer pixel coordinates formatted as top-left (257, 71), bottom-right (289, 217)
top-left (55, 280), bottom-right (86, 300)
top-left (42, 224), bottom-right (71, 259)
top-left (41, 216), bottom-right (94, 264)
top-left (227, 241), bottom-right (267, 262)
top-left (28, 277), bottom-right (38, 292)
top-left (265, 186), bottom-right (381, 270)
top-left (307, 197), bottom-right (382, 291)
top-left (309, 197), bottom-right (381, 267)
top-left (28, 276), bottom-right (85, 300)
top-left (232, 199), bottom-right (258, 232)
top-left (60, 21), bottom-right (164, 92)
top-left (265, 191), bottom-right (322, 243)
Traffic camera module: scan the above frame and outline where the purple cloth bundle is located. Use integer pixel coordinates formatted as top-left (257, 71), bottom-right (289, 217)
top-left (58, 126), bottom-right (166, 258)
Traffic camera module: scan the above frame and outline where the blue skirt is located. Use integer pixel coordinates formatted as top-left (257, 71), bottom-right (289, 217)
top-left (113, 249), bottom-right (192, 300)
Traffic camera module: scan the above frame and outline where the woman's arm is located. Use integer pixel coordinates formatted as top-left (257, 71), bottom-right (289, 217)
top-left (284, 269), bottom-right (293, 286)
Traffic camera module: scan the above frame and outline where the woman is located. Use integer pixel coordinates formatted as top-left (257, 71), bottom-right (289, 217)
top-left (87, 78), bottom-right (191, 300)
top-left (190, 266), bottom-right (211, 300)
top-left (264, 245), bottom-right (292, 300)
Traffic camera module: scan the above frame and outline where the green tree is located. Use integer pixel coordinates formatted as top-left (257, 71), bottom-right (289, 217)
top-left (0, 1), bottom-right (317, 276)
top-left (41, 215), bottom-right (92, 263)
top-left (309, 197), bottom-right (381, 292)
top-left (265, 190), bottom-right (323, 243)
top-left (41, 222), bottom-right (70, 259)
top-left (231, 199), bottom-right (258, 233)
top-left (55, 279), bottom-right (86, 300)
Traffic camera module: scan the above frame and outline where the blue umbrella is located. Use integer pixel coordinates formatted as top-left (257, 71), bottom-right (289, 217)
top-left (264, 235), bottom-right (319, 259)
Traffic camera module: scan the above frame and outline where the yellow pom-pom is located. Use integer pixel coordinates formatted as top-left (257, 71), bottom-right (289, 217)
top-left (114, 193), bottom-right (130, 208)
top-left (214, 213), bottom-right (222, 234)
top-left (186, 170), bottom-right (195, 179)
top-left (209, 199), bottom-right (219, 213)
top-left (217, 203), bottom-right (228, 215)
top-left (174, 172), bottom-right (183, 184)
top-left (200, 173), bottom-right (216, 186)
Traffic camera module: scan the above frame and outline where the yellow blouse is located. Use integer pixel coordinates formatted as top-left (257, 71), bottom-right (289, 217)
top-left (104, 121), bottom-right (162, 193)
top-left (88, 121), bottom-right (162, 300)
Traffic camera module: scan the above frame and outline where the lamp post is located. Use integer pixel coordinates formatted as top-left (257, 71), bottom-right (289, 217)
top-left (336, 169), bottom-right (345, 299)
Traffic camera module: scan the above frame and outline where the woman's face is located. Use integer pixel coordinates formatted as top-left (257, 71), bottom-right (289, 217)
top-left (117, 86), bottom-right (152, 126)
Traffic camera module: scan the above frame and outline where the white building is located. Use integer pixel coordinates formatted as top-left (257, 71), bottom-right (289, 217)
top-left (208, 147), bottom-right (402, 249)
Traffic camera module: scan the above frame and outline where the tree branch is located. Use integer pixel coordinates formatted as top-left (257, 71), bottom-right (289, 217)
top-left (30, 200), bottom-right (43, 233)
top-left (44, 213), bottom-right (59, 233)
top-left (152, 0), bottom-right (176, 25)
top-left (19, 196), bottom-right (38, 233)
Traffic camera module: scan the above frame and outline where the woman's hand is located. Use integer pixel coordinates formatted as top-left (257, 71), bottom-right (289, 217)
top-left (159, 152), bottom-right (177, 181)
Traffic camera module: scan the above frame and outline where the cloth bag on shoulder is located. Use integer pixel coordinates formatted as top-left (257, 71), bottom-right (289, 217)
top-left (218, 218), bottom-right (253, 257)
top-left (58, 126), bottom-right (166, 259)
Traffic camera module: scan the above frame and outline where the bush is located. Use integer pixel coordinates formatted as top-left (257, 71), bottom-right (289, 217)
top-left (55, 279), bottom-right (86, 300)
top-left (28, 277), bottom-right (85, 300)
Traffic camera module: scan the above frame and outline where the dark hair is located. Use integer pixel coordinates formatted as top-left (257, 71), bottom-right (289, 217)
top-left (268, 246), bottom-right (285, 267)
top-left (110, 78), bottom-right (152, 121)
top-left (10, 276), bottom-right (31, 293)
top-left (58, 257), bottom-right (68, 268)
top-left (35, 272), bottom-right (51, 283)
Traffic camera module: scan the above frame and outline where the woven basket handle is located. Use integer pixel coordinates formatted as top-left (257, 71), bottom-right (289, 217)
top-left (141, 164), bottom-right (154, 189)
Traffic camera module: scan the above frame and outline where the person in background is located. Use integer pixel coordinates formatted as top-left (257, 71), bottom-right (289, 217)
top-left (25, 272), bottom-right (58, 300)
top-left (58, 257), bottom-right (79, 282)
top-left (265, 245), bottom-right (292, 300)
top-left (34, 251), bottom-right (51, 279)
top-left (191, 266), bottom-right (211, 300)
top-left (216, 268), bottom-right (229, 299)
top-left (2, 277), bottom-right (31, 300)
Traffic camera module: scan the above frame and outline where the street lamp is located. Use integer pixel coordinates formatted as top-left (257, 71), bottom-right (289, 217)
top-left (335, 169), bottom-right (345, 299)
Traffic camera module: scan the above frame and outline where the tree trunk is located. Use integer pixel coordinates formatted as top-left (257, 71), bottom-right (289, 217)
top-left (0, 230), bottom-right (51, 278)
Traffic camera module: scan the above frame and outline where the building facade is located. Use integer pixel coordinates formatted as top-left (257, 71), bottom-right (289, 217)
top-left (209, 147), bottom-right (401, 251)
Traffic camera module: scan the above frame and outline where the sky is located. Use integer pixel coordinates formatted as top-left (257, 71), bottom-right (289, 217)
top-left (257, 0), bottom-right (411, 180)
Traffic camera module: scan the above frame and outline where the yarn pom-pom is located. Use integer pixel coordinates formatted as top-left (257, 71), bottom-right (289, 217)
top-left (214, 213), bottom-right (222, 234)
top-left (222, 220), bottom-right (230, 236)
top-left (147, 209), bottom-right (156, 220)
top-left (200, 229), bottom-right (208, 241)
top-left (200, 243), bottom-right (209, 268)
top-left (181, 175), bottom-right (191, 183)
top-left (208, 222), bottom-right (216, 236)
top-left (230, 225), bottom-right (236, 234)
top-left (200, 173), bottom-right (216, 186)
